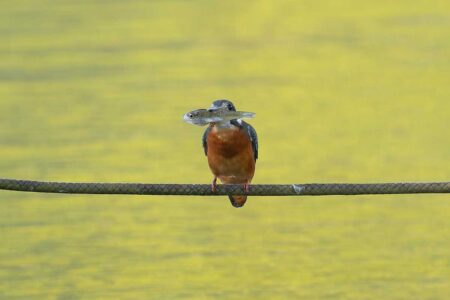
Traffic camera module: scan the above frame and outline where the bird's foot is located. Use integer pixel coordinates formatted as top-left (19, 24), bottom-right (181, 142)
top-left (211, 177), bottom-right (217, 192)
top-left (243, 183), bottom-right (250, 193)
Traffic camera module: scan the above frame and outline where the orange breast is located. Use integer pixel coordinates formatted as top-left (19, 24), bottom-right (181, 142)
top-left (206, 126), bottom-right (255, 184)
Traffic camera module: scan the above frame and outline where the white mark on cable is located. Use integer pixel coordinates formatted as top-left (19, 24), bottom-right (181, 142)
top-left (292, 184), bottom-right (304, 194)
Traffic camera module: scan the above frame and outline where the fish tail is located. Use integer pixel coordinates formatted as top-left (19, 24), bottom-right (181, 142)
top-left (240, 112), bottom-right (255, 118)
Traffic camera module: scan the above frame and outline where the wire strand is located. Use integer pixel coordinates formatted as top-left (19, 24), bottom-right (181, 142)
top-left (0, 178), bottom-right (449, 196)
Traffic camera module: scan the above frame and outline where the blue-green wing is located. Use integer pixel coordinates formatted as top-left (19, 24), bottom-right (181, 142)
top-left (202, 126), bottom-right (212, 155)
top-left (240, 120), bottom-right (258, 161)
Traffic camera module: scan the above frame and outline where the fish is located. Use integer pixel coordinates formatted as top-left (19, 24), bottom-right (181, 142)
top-left (183, 107), bottom-right (255, 126)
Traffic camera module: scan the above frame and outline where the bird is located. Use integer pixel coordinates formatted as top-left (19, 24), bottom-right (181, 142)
top-left (202, 100), bottom-right (258, 207)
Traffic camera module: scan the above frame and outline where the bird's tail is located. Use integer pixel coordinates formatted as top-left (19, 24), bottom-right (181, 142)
top-left (228, 195), bottom-right (247, 208)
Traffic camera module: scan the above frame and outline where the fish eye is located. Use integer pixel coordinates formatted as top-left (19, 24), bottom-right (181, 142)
top-left (227, 103), bottom-right (233, 110)
top-left (188, 113), bottom-right (193, 118)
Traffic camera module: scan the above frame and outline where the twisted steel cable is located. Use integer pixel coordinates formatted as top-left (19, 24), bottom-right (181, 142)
top-left (0, 178), bottom-right (449, 196)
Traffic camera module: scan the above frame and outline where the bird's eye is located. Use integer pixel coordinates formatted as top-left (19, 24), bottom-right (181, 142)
top-left (188, 113), bottom-right (193, 118)
top-left (227, 103), bottom-right (233, 110)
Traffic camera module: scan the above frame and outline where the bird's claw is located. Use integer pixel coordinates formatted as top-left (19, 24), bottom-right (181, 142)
top-left (211, 177), bottom-right (217, 192)
top-left (244, 183), bottom-right (250, 193)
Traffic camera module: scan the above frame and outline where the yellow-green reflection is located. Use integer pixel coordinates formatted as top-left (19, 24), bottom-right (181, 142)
top-left (0, 1), bottom-right (449, 299)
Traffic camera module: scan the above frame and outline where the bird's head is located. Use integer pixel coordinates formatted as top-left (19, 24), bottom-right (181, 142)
top-left (209, 99), bottom-right (240, 128)
top-left (210, 99), bottom-right (236, 112)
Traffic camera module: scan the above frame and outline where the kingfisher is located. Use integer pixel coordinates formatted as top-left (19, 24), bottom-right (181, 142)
top-left (201, 100), bottom-right (258, 207)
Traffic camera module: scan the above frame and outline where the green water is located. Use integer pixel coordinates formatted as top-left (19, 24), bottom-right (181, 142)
top-left (1, 1), bottom-right (449, 299)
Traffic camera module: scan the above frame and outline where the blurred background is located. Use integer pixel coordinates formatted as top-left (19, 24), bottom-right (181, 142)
top-left (1, 0), bottom-right (449, 298)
